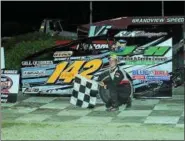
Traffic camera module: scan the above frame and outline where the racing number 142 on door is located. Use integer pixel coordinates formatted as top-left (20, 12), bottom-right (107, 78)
top-left (47, 59), bottom-right (102, 83)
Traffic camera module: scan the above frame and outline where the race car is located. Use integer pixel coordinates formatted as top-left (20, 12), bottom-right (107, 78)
top-left (20, 28), bottom-right (179, 98)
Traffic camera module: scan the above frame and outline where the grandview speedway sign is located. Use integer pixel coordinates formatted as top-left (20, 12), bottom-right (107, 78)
top-left (132, 17), bottom-right (184, 24)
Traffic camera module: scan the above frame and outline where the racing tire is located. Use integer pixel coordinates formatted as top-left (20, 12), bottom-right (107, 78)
top-left (99, 86), bottom-right (111, 104)
top-left (99, 81), bottom-right (134, 106)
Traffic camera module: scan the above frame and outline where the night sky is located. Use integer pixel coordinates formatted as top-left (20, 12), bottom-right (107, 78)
top-left (1, 1), bottom-right (185, 36)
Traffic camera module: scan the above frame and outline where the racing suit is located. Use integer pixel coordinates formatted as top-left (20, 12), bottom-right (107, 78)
top-left (99, 66), bottom-right (132, 108)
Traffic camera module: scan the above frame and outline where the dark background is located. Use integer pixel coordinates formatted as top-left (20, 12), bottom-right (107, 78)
top-left (1, 1), bottom-right (185, 37)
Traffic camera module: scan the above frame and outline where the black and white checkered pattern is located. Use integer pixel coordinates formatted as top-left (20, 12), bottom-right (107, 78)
top-left (70, 75), bottom-right (99, 108)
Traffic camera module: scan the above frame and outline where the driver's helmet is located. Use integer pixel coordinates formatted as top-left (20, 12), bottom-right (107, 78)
top-left (112, 39), bottom-right (127, 52)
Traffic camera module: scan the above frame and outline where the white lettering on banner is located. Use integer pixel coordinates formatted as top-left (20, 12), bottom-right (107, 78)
top-left (3, 70), bottom-right (18, 74)
top-left (1, 99), bottom-right (7, 102)
top-left (167, 18), bottom-right (184, 23)
top-left (132, 18), bottom-right (165, 23)
top-left (132, 17), bottom-right (184, 23)
top-left (1, 94), bottom-right (8, 98)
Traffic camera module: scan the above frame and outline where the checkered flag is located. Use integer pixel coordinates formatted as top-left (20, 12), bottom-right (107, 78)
top-left (70, 74), bottom-right (99, 108)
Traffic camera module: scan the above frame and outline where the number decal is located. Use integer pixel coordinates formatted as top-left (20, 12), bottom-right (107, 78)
top-left (46, 59), bottom-right (102, 84)
top-left (60, 61), bottom-right (85, 83)
top-left (80, 59), bottom-right (103, 80)
top-left (144, 46), bottom-right (170, 56)
top-left (47, 62), bottom-right (68, 84)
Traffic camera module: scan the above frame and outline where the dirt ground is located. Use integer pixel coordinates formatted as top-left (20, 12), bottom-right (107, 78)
top-left (1, 121), bottom-right (184, 140)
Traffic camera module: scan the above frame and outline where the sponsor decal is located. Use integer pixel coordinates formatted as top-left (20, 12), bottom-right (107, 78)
top-left (115, 31), bottom-right (167, 37)
top-left (22, 70), bottom-right (46, 77)
top-left (111, 46), bottom-right (170, 56)
top-left (47, 59), bottom-right (102, 83)
top-left (120, 56), bottom-right (167, 65)
top-left (89, 44), bottom-right (109, 50)
top-left (89, 25), bottom-right (112, 37)
top-left (132, 75), bottom-right (145, 80)
top-left (24, 88), bottom-right (39, 93)
top-left (132, 70), bottom-right (170, 80)
top-left (22, 61), bottom-right (53, 66)
top-left (140, 80), bottom-right (163, 84)
top-left (1, 70), bottom-right (18, 74)
top-left (53, 51), bottom-right (73, 58)
top-left (132, 70), bottom-right (169, 76)
top-left (76, 41), bottom-right (111, 50)
top-left (1, 76), bottom-right (13, 93)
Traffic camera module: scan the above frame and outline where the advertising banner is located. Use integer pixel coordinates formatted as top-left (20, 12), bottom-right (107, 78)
top-left (21, 19), bottom-right (183, 99)
top-left (1, 70), bottom-right (20, 102)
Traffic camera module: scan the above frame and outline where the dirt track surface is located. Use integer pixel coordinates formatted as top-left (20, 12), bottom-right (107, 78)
top-left (2, 121), bottom-right (184, 140)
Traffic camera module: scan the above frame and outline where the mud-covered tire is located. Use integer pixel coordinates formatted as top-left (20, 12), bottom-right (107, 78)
top-left (99, 81), bottom-right (134, 105)
top-left (99, 86), bottom-right (111, 104)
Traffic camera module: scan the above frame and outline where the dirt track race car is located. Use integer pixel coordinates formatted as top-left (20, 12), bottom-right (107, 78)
top-left (21, 28), bottom-right (183, 98)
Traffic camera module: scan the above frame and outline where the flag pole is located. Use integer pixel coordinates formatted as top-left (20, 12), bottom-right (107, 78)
top-left (90, 1), bottom-right (93, 24)
top-left (162, 1), bottom-right (164, 17)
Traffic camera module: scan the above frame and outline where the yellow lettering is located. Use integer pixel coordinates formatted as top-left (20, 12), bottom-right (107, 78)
top-left (59, 61), bottom-right (85, 83)
top-left (80, 59), bottom-right (102, 80)
top-left (47, 62), bottom-right (68, 83)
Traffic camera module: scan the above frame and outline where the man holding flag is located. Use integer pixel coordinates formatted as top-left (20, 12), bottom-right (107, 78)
top-left (99, 54), bottom-right (132, 112)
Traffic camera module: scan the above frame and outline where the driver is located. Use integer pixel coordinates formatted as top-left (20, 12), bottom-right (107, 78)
top-left (99, 54), bottom-right (132, 112)
top-left (111, 39), bottom-right (127, 53)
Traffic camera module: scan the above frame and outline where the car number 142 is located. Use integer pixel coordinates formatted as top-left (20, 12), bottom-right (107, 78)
top-left (47, 59), bottom-right (102, 83)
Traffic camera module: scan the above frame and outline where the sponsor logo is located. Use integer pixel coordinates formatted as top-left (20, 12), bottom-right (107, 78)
top-left (53, 51), bottom-right (73, 58)
top-left (111, 46), bottom-right (171, 56)
top-left (141, 80), bottom-right (163, 85)
top-left (22, 61), bottom-right (53, 66)
top-left (24, 88), bottom-right (39, 93)
top-left (1, 70), bottom-right (18, 74)
top-left (1, 76), bottom-right (13, 93)
top-left (90, 44), bottom-right (109, 49)
top-left (146, 76), bottom-right (170, 80)
top-left (132, 70), bottom-right (170, 80)
top-left (120, 56), bottom-right (167, 65)
top-left (77, 42), bottom-right (110, 50)
top-left (132, 70), bottom-right (169, 76)
top-left (115, 31), bottom-right (167, 37)
top-left (22, 70), bottom-right (46, 77)
top-left (132, 75), bottom-right (145, 80)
